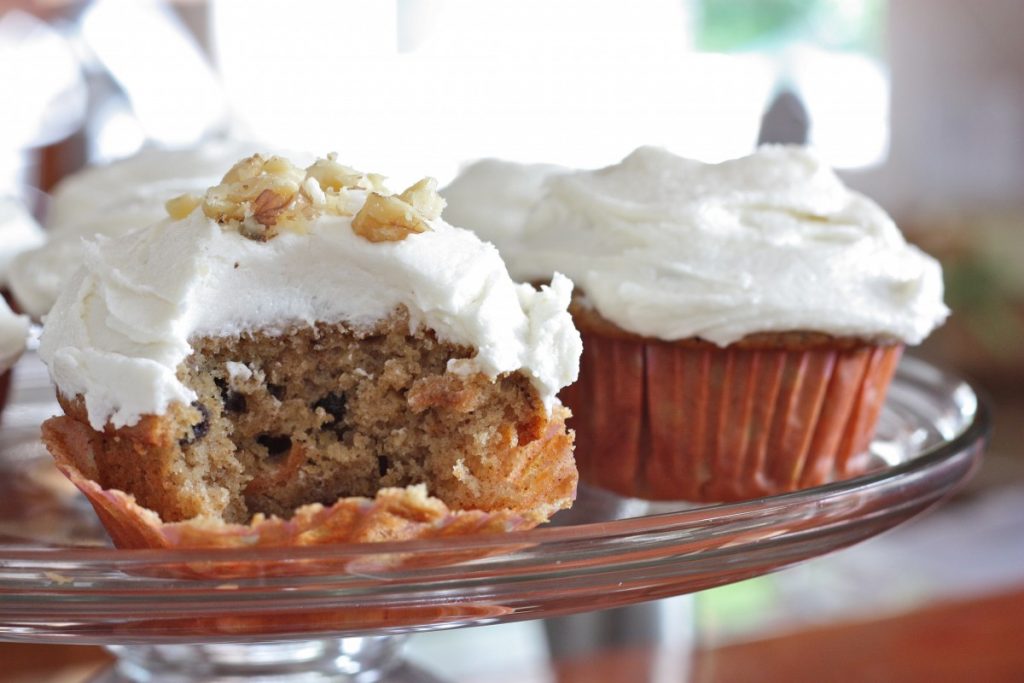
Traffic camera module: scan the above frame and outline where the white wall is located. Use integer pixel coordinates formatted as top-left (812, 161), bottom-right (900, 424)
top-left (851, 0), bottom-right (1024, 217)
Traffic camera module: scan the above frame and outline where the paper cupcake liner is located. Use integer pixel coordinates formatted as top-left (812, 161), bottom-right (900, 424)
top-left (41, 414), bottom-right (562, 577)
top-left (563, 332), bottom-right (902, 502)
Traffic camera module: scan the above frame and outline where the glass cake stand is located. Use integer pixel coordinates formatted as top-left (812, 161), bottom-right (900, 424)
top-left (0, 354), bottom-right (989, 682)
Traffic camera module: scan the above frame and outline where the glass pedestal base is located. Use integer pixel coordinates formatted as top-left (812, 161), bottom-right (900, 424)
top-left (95, 636), bottom-right (444, 683)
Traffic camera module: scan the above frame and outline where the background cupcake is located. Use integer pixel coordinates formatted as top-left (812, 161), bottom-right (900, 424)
top-left (444, 145), bottom-right (949, 502)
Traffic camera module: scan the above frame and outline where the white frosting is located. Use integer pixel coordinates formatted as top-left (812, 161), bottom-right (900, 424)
top-left (441, 159), bottom-right (567, 243)
top-left (8, 142), bottom-right (277, 318)
top-left (0, 298), bottom-right (30, 374)
top-left (39, 192), bottom-right (582, 430)
top-left (451, 146), bottom-right (948, 346)
top-left (0, 196), bottom-right (46, 286)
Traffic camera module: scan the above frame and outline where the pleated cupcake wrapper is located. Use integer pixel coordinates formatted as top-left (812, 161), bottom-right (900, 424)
top-left (40, 414), bottom-right (562, 578)
top-left (563, 333), bottom-right (903, 502)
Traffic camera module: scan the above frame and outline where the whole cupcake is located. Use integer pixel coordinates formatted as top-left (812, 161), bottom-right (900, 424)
top-left (39, 153), bottom-right (581, 549)
top-left (444, 146), bottom-right (949, 502)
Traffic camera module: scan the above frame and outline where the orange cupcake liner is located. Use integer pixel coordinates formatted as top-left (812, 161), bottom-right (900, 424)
top-left (41, 414), bottom-right (557, 577)
top-left (563, 332), bottom-right (902, 502)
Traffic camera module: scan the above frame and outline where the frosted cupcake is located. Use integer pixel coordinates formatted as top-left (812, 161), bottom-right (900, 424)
top-left (445, 146), bottom-right (949, 502)
top-left (8, 141), bottom-right (268, 319)
top-left (39, 153), bottom-right (581, 549)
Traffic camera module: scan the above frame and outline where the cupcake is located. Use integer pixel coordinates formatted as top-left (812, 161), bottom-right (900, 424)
top-left (39, 152), bottom-right (581, 549)
top-left (444, 146), bottom-right (949, 502)
top-left (8, 141), bottom-right (270, 319)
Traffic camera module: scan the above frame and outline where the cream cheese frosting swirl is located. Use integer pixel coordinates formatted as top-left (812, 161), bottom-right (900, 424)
top-left (453, 145), bottom-right (948, 346)
top-left (39, 155), bottom-right (582, 430)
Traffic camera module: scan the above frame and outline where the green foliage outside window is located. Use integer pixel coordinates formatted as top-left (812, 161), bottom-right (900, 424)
top-left (695, 0), bottom-right (886, 56)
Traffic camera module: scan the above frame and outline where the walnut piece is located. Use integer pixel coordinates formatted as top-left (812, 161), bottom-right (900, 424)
top-left (201, 154), bottom-right (305, 241)
top-left (251, 188), bottom-right (291, 226)
top-left (352, 192), bottom-right (429, 243)
top-left (398, 178), bottom-right (446, 220)
top-left (185, 152), bottom-right (442, 243)
top-left (165, 193), bottom-right (201, 220)
top-left (305, 154), bottom-right (367, 192)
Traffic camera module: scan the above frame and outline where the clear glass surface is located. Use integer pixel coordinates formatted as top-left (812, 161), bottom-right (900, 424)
top-left (0, 353), bottom-right (989, 646)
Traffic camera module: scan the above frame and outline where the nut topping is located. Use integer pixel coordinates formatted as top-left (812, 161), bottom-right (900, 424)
top-left (399, 178), bottom-right (446, 220)
top-left (352, 193), bottom-right (429, 243)
top-left (175, 152), bottom-right (443, 243)
top-left (165, 193), bottom-right (201, 220)
top-left (251, 188), bottom-right (292, 227)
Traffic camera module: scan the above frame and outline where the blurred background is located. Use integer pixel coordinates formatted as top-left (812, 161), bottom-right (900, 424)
top-left (1, 1), bottom-right (1023, 681)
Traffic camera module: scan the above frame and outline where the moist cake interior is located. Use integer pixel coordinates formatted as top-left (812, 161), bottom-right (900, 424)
top-left (150, 309), bottom-right (545, 523)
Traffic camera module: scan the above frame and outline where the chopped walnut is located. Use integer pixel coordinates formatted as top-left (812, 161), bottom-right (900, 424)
top-left (165, 193), bottom-right (201, 220)
top-left (365, 173), bottom-right (388, 193)
top-left (306, 154), bottom-right (367, 192)
top-left (352, 192), bottom-right (430, 243)
top-left (221, 154), bottom-right (264, 183)
top-left (201, 154), bottom-right (305, 241)
top-left (187, 152), bottom-right (441, 242)
top-left (398, 178), bottom-right (446, 220)
top-left (238, 188), bottom-right (294, 240)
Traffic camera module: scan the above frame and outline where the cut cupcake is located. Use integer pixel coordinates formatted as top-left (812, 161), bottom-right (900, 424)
top-left (39, 153), bottom-right (582, 548)
top-left (443, 146), bottom-right (949, 502)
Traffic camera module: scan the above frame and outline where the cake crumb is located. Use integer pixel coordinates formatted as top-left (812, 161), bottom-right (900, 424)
top-left (44, 571), bottom-right (73, 585)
